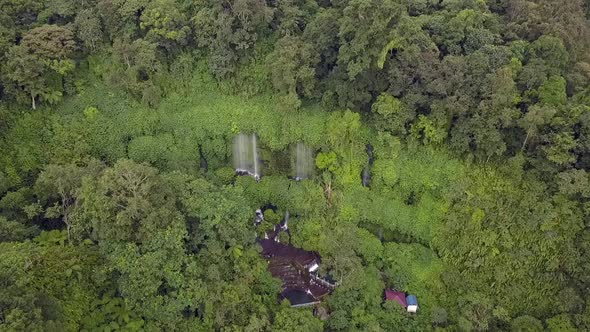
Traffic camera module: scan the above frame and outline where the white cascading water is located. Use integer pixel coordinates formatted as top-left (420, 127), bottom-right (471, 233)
top-left (252, 133), bottom-right (259, 179)
top-left (233, 133), bottom-right (260, 181)
top-left (294, 142), bottom-right (313, 181)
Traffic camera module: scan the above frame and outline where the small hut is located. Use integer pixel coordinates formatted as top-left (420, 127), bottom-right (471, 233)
top-left (406, 295), bottom-right (418, 313)
top-left (385, 290), bottom-right (419, 313)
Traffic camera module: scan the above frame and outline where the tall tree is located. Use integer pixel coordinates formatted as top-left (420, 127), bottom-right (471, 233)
top-left (266, 35), bottom-right (318, 110)
top-left (34, 162), bottom-right (102, 242)
top-left (74, 8), bottom-right (103, 51)
top-left (1, 24), bottom-right (76, 108)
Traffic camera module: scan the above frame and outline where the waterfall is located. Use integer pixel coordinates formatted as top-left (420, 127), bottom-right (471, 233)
top-left (252, 133), bottom-right (259, 179)
top-left (361, 143), bottom-right (373, 187)
top-left (233, 133), bottom-right (247, 172)
top-left (233, 133), bottom-right (261, 181)
top-left (294, 143), bottom-right (313, 181)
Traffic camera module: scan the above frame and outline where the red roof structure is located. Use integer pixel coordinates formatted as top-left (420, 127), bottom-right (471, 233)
top-left (385, 290), bottom-right (407, 308)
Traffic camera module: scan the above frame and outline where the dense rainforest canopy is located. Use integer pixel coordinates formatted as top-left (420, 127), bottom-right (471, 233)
top-left (1, 0), bottom-right (590, 331)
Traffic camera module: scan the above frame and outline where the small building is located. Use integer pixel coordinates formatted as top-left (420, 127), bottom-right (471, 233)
top-left (385, 290), bottom-right (407, 308)
top-left (258, 214), bottom-right (337, 307)
top-left (406, 295), bottom-right (418, 313)
top-left (385, 290), bottom-right (419, 313)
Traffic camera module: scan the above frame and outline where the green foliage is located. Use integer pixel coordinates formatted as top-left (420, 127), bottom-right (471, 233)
top-left (337, 0), bottom-right (404, 79)
top-left (383, 243), bottom-right (445, 308)
top-left (266, 35), bottom-right (318, 110)
top-left (531, 36), bottom-right (569, 72)
top-left (191, 0), bottom-right (273, 78)
top-left (510, 315), bottom-right (544, 332)
top-left (371, 94), bottom-right (415, 135)
top-left (322, 110), bottom-right (367, 186)
top-left (35, 163), bottom-right (102, 238)
top-left (0, 111), bottom-right (52, 185)
top-left (127, 134), bottom-right (176, 169)
top-left (74, 9), bottom-right (103, 51)
top-left (1, 24), bottom-right (77, 108)
top-left (34, 230), bottom-right (67, 246)
top-left (0, 241), bottom-right (101, 331)
top-left (518, 105), bottom-right (557, 151)
top-left (272, 305), bottom-right (323, 332)
top-left (546, 314), bottom-right (577, 332)
top-left (140, 0), bottom-right (191, 47)
top-left (543, 132), bottom-right (577, 165)
top-left (316, 151), bottom-right (338, 172)
top-left (434, 167), bottom-right (583, 319)
top-left (214, 166), bottom-right (237, 184)
top-left (0, 216), bottom-right (37, 242)
top-left (411, 114), bottom-right (447, 145)
top-left (538, 75), bottom-right (567, 106)
top-left (1, 0), bottom-right (590, 330)
top-left (80, 293), bottom-right (145, 332)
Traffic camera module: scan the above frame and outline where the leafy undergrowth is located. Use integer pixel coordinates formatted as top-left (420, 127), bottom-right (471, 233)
top-left (1, 71), bottom-right (584, 330)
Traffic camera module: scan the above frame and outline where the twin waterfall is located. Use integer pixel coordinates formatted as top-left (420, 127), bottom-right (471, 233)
top-left (233, 133), bottom-right (260, 181)
top-left (233, 133), bottom-right (313, 181)
top-left (293, 143), bottom-right (313, 181)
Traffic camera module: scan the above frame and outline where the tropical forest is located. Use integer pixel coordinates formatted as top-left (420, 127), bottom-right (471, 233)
top-left (1, 0), bottom-right (590, 331)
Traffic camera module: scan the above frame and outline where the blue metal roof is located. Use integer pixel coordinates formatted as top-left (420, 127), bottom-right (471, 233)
top-left (406, 295), bottom-right (418, 306)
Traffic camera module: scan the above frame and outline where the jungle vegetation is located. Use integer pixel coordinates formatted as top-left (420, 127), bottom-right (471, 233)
top-left (1, 0), bottom-right (590, 331)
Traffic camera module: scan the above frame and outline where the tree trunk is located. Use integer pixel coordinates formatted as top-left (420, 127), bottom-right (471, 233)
top-left (66, 223), bottom-right (71, 244)
top-left (324, 180), bottom-right (332, 208)
top-left (31, 92), bottom-right (36, 110)
top-left (521, 130), bottom-right (530, 151)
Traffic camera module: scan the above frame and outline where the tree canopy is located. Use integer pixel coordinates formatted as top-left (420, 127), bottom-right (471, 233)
top-left (1, 0), bottom-right (590, 330)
